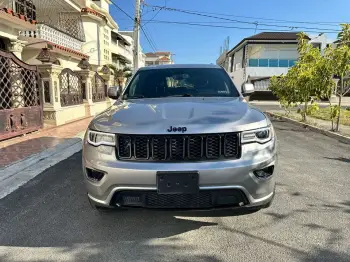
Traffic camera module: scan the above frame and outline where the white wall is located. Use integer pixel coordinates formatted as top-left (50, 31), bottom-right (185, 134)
top-left (246, 67), bottom-right (290, 78)
top-left (247, 44), bottom-right (298, 59)
top-left (87, 0), bottom-right (110, 11)
top-left (81, 17), bottom-right (100, 66)
top-left (233, 48), bottom-right (243, 72)
top-left (0, 23), bottom-right (20, 40)
top-left (22, 49), bottom-right (81, 70)
top-left (229, 68), bottom-right (244, 91)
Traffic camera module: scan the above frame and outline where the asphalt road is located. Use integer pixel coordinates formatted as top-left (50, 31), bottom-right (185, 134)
top-left (1, 119), bottom-right (350, 262)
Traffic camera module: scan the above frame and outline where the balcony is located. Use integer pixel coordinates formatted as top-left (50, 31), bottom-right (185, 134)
top-left (18, 0), bottom-right (85, 51)
top-left (0, 0), bottom-right (37, 30)
top-left (21, 24), bottom-right (83, 51)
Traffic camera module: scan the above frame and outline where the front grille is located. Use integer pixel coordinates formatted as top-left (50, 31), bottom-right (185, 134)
top-left (116, 133), bottom-right (240, 162)
top-left (111, 189), bottom-right (249, 209)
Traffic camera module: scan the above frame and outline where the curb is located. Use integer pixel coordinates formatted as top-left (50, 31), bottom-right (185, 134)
top-left (266, 111), bottom-right (350, 145)
top-left (0, 131), bottom-right (86, 200)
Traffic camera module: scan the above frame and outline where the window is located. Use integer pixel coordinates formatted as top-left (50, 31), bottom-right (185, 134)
top-left (248, 59), bottom-right (258, 67)
top-left (247, 58), bottom-right (296, 67)
top-left (123, 68), bottom-right (240, 99)
top-left (259, 59), bottom-right (268, 67)
top-left (289, 59), bottom-right (297, 67)
top-left (269, 59), bottom-right (278, 67)
top-left (279, 60), bottom-right (289, 67)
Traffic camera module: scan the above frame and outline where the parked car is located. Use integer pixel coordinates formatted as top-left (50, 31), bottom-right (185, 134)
top-left (82, 64), bottom-right (277, 212)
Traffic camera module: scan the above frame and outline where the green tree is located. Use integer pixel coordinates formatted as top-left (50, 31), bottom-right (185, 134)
top-left (328, 24), bottom-right (350, 131)
top-left (106, 64), bottom-right (132, 90)
top-left (269, 75), bottom-right (298, 116)
top-left (269, 32), bottom-right (334, 122)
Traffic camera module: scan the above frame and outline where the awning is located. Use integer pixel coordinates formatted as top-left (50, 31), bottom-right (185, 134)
top-left (111, 30), bottom-right (131, 46)
top-left (113, 53), bottom-right (131, 64)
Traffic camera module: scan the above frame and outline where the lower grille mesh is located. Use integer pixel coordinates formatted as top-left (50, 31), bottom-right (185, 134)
top-left (111, 190), bottom-right (249, 209)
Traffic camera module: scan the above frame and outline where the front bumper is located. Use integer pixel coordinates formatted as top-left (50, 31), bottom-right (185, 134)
top-left (82, 137), bottom-right (277, 209)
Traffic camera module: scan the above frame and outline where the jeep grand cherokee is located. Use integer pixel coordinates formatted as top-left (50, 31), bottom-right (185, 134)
top-left (82, 64), bottom-right (277, 211)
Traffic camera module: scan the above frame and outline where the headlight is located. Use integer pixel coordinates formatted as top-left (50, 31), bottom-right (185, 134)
top-left (87, 130), bottom-right (115, 146)
top-left (241, 126), bottom-right (274, 144)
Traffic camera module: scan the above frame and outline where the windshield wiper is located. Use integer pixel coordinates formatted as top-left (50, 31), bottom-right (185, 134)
top-left (126, 95), bottom-right (145, 99)
top-left (168, 94), bottom-right (193, 97)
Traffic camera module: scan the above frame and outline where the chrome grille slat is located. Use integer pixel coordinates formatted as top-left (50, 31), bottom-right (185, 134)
top-left (116, 133), bottom-right (240, 162)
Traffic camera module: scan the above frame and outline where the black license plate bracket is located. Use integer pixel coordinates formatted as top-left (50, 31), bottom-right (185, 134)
top-left (156, 171), bottom-right (199, 194)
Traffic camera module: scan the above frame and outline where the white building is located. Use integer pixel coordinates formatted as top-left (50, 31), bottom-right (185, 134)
top-left (219, 32), bottom-right (330, 93)
top-left (145, 51), bottom-right (174, 66)
top-left (118, 31), bottom-right (146, 68)
top-left (0, 0), bottom-right (145, 140)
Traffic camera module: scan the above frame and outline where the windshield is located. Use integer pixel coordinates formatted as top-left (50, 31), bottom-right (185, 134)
top-left (122, 67), bottom-right (240, 99)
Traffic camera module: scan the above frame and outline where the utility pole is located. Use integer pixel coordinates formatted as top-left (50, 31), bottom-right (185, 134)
top-left (133, 0), bottom-right (141, 72)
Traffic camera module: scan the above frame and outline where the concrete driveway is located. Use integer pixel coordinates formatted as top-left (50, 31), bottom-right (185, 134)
top-left (0, 119), bottom-right (350, 262)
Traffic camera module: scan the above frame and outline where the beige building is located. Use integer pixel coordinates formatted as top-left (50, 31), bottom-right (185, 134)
top-left (145, 51), bottom-right (173, 66)
top-left (0, 0), bottom-right (141, 141)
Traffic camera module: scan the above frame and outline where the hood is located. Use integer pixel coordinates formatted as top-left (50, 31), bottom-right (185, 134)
top-left (89, 97), bottom-right (268, 134)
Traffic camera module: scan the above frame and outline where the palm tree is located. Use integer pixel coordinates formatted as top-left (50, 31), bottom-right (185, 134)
top-left (106, 64), bottom-right (132, 88)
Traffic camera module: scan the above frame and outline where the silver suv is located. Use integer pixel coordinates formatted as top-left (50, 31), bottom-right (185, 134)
top-left (82, 64), bottom-right (277, 211)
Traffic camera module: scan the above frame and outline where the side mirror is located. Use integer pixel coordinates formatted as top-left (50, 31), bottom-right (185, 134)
top-left (107, 86), bottom-right (120, 99)
top-left (242, 83), bottom-right (255, 97)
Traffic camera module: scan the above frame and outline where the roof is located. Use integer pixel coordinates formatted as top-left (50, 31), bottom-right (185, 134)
top-left (145, 51), bottom-right (172, 57)
top-left (228, 32), bottom-right (310, 55)
top-left (81, 7), bottom-right (105, 19)
top-left (155, 51), bottom-right (171, 55)
top-left (157, 56), bottom-right (170, 62)
top-left (145, 52), bottom-right (159, 57)
top-left (246, 32), bottom-right (309, 41)
top-left (138, 64), bottom-right (220, 71)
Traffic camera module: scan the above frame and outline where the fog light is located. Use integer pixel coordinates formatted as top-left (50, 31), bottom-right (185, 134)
top-left (253, 165), bottom-right (274, 179)
top-left (86, 168), bottom-right (105, 181)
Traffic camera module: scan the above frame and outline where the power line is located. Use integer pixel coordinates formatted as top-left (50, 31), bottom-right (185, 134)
top-left (143, 3), bottom-right (342, 33)
top-left (110, 0), bottom-right (134, 21)
top-left (140, 26), bottom-right (157, 51)
top-left (110, 0), bottom-right (157, 52)
top-left (141, 19), bottom-right (340, 34)
top-left (142, 0), bottom-right (167, 27)
top-left (142, 25), bottom-right (158, 50)
top-left (144, 3), bottom-right (347, 27)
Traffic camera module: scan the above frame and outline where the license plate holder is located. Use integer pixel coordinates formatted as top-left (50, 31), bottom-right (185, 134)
top-left (156, 171), bottom-right (199, 194)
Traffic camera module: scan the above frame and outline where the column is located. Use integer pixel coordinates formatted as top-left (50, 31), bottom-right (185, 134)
top-left (8, 40), bottom-right (27, 60)
top-left (76, 69), bottom-right (94, 105)
top-left (37, 64), bottom-right (63, 126)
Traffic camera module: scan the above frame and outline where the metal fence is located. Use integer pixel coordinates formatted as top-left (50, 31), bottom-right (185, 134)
top-left (0, 49), bottom-right (42, 141)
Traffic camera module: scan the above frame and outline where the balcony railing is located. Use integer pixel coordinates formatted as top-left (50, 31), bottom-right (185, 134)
top-left (248, 58), bottom-right (297, 68)
top-left (111, 40), bottom-right (132, 57)
top-left (21, 24), bottom-right (83, 51)
top-left (2, 0), bottom-right (36, 21)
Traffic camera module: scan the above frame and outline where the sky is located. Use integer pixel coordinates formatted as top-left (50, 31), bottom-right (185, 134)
top-left (110, 0), bottom-right (350, 64)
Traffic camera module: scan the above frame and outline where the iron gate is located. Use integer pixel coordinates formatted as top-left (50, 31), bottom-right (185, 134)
top-left (91, 72), bottom-right (106, 102)
top-left (59, 68), bottom-right (83, 107)
top-left (0, 50), bottom-right (42, 141)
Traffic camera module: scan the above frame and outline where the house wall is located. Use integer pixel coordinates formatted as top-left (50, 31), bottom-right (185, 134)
top-left (81, 17), bottom-right (100, 66)
top-left (0, 23), bottom-right (20, 41)
top-left (22, 49), bottom-right (81, 70)
top-left (229, 68), bottom-right (245, 91)
top-left (233, 48), bottom-right (243, 72)
top-left (246, 67), bottom-right (290, 78)
top-left (89, 0), bottom-right (110, 12)
top-left (56, 104), bottom-right (87, 125)
top-left (247, 44), bottom-right (298, 59)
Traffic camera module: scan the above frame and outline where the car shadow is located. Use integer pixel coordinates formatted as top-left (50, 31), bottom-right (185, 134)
top-left (324, 157), bottom-right (350, 163)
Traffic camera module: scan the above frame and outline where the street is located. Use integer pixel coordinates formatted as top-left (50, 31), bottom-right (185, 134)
top-left (0, 119), bottom-right (350, 262)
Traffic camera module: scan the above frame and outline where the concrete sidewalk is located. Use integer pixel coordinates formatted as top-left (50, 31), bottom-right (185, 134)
top-left (0, 117), bottom-right (92, 199)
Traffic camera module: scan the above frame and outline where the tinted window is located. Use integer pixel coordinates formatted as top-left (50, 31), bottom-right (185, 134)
top-left (123, 68), bottom-right (240, 99)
